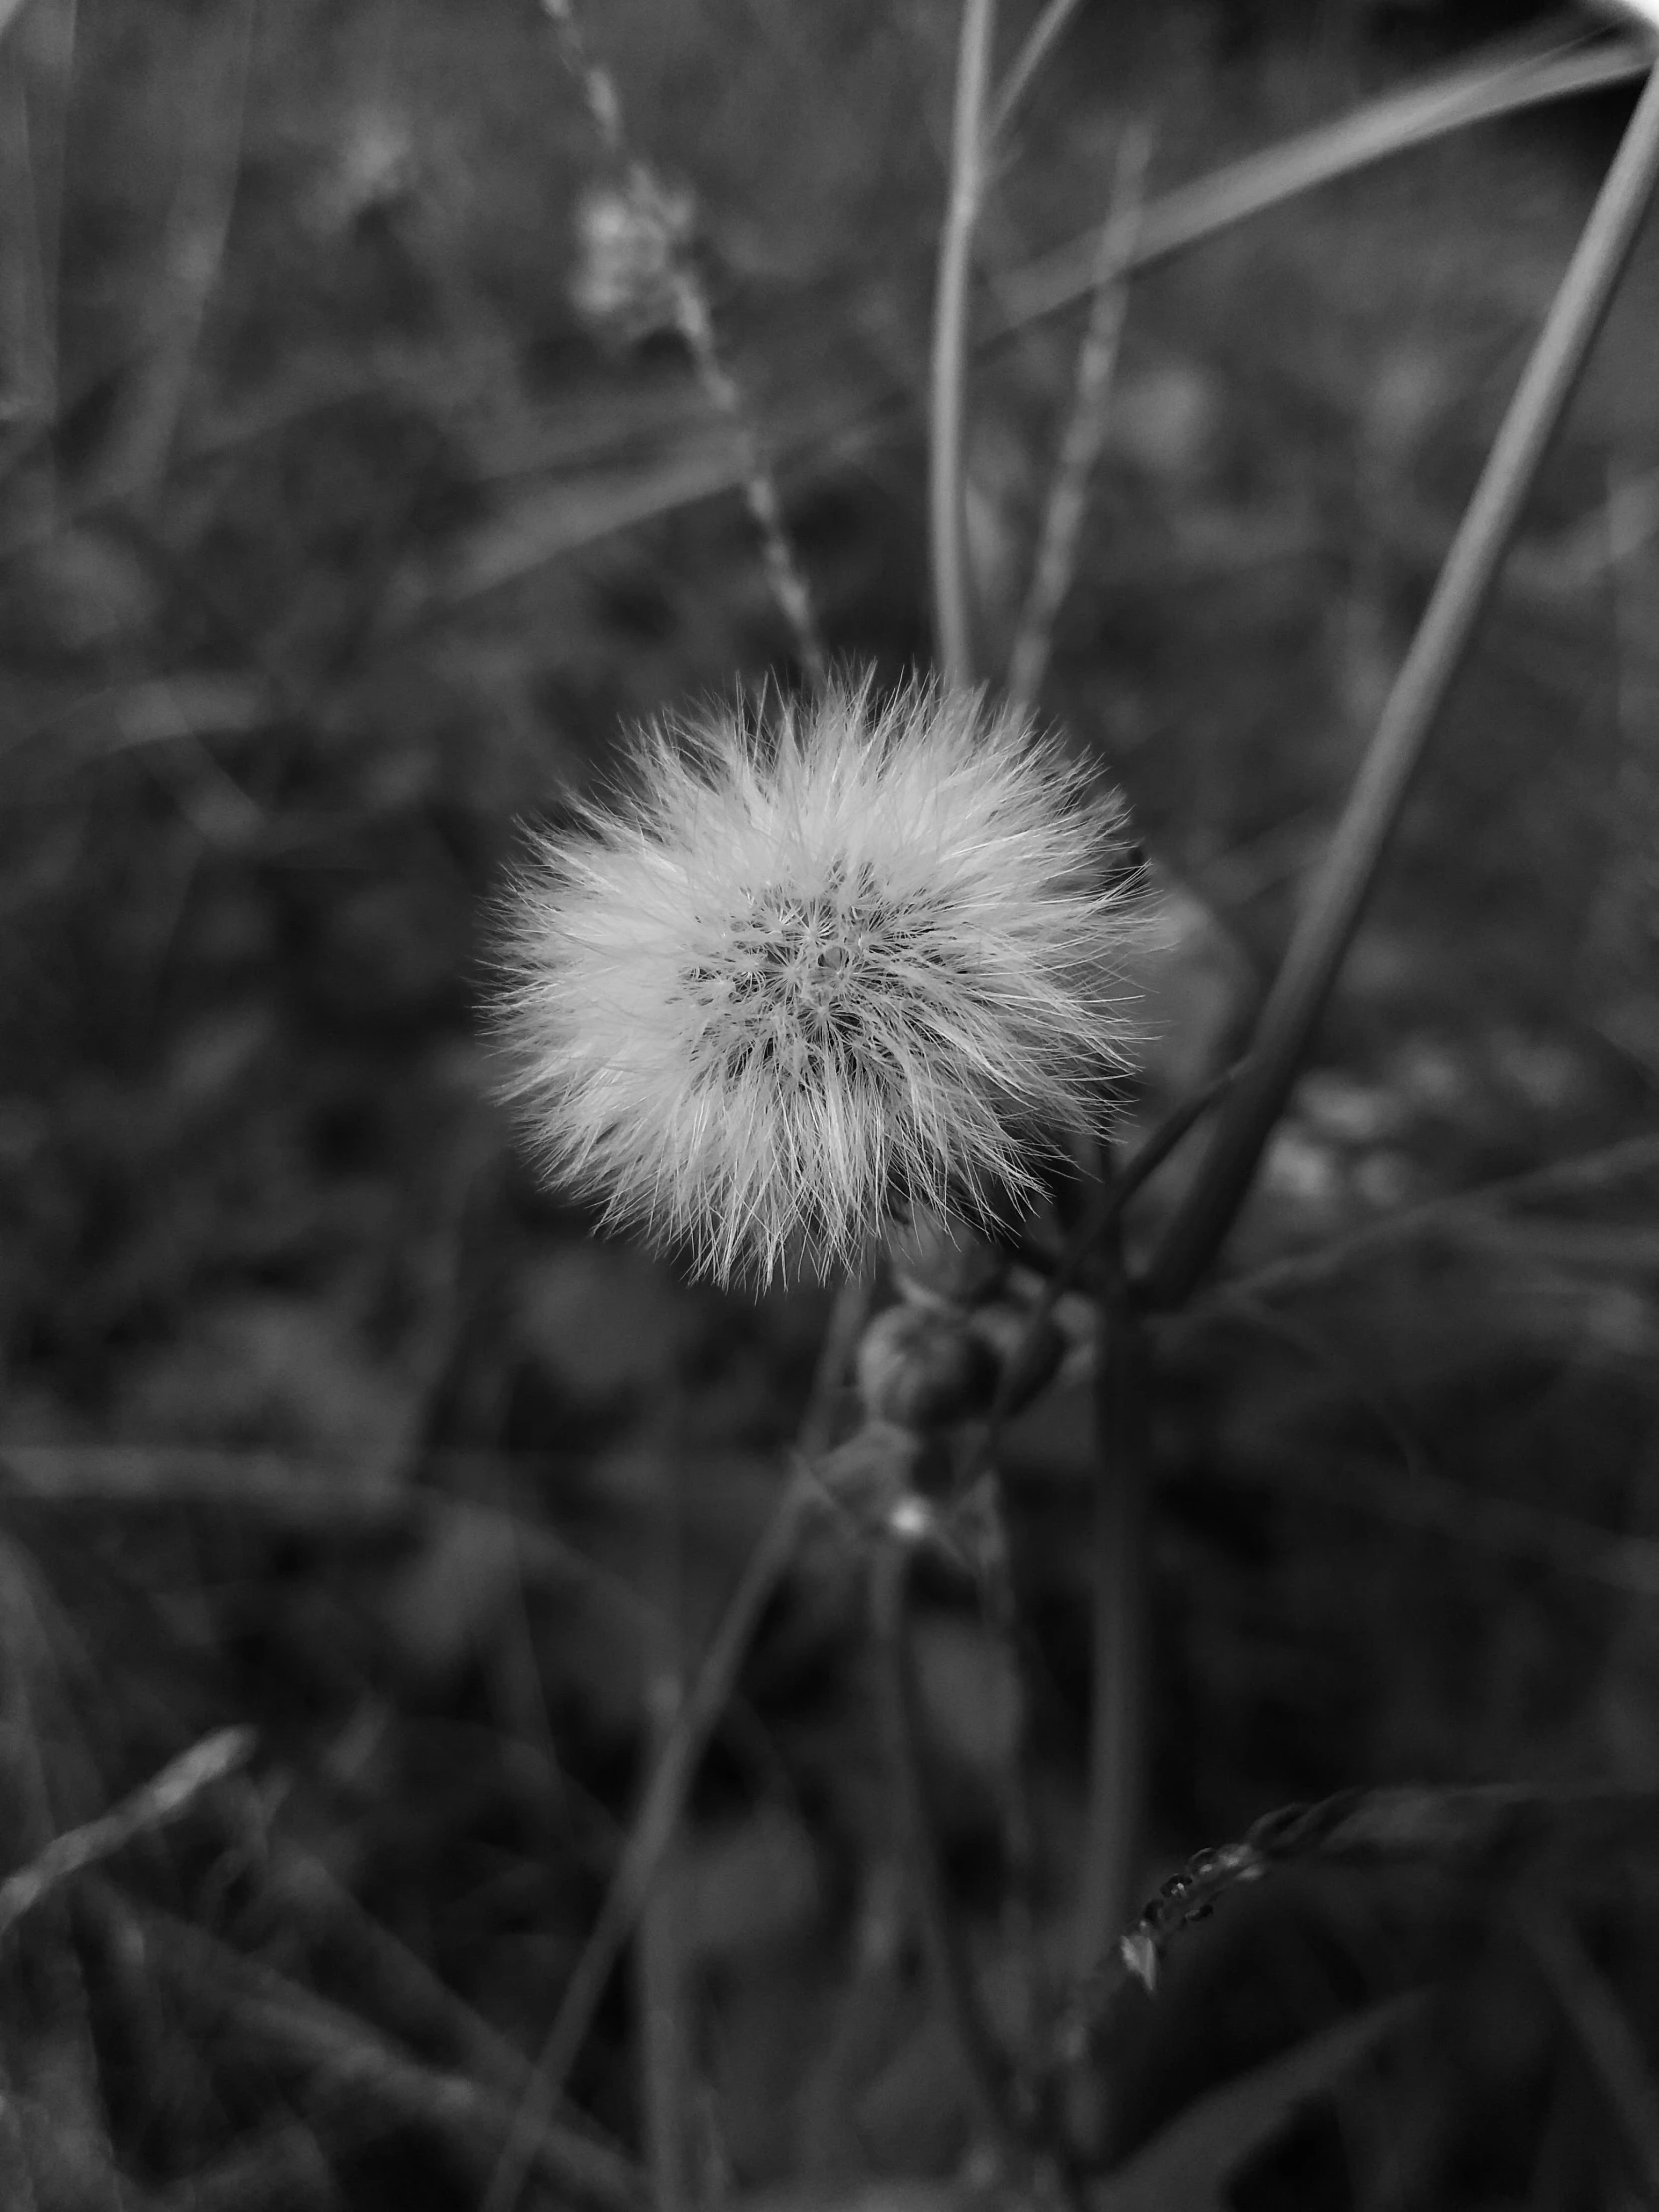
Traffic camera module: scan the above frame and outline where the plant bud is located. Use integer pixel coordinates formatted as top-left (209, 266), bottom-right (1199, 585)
top-left (817, 1419), bottom-right (924, 1525)
top-left (966, 1300), bottom-right (1065, 1414)
top-left (855, 1304), bottom-right (997, 1433)
top-left (887, 1206), bottom-right (1007, 1310)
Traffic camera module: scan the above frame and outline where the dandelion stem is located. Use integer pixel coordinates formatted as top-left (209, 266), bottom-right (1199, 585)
top-left (1146, 51), bottom-right (1659, 1311)
top-left (931, 0), bottom-right (998, 688)
top-left (480, 1271), bottom-right (869, 2212)
top-left (870, 1533), bottom-right (1029, 2177)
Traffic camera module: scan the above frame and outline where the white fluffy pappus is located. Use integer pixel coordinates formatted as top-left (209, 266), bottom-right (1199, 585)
top-left (495, 676), bottom-right (1149, 1286)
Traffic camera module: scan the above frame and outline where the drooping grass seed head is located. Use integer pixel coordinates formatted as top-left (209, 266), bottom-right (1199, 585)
top-left (495, 675), bottom-right (1149, 1287)
top-left (570, 170), bottom-right (696, 348)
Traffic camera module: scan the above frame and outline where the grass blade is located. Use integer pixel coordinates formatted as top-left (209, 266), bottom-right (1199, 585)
top-left (931, 0), bottom-right (998, 687)
top-left (1146, 52), bottom-right (1659, 1309)
top-left (997, 29), bottom-right (1656, 337)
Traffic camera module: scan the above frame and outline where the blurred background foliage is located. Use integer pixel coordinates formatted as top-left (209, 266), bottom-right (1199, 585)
top-left (2, 0), bottom-right (1659, 2204)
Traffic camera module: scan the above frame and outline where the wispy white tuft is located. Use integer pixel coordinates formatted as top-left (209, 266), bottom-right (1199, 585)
top-left (495, 675), bottom-right (1148, 1286)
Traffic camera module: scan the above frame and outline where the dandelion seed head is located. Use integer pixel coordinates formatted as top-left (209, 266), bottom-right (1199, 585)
top-left (495, 675), bottom-right (1149, 1286)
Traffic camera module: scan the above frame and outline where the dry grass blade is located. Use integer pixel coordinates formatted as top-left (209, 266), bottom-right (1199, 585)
top-left (481, 1270), bottom-right (871, 2212)
top-left (1007, 122), bottom-right (1150, 725)
top-left (989, 0), bottom-right (1084, 146)
top-left (997, 29), bottom-right (1657, 335)
top-left (276, 35), bottom-right (1655, 615)
top-left (1147, 52), bottom-right (1659, 1308)
top-left (1066, 1783), bottom-right (1659, 2054)
top-left (930, 0), bottom-right (998, 688)
top-left (0, 1726), bottom-right (254, 1941)
top-left (1520, 1904), bottom-right (1659, 2202)
top-left (538, 0), bottom-right (825, 680)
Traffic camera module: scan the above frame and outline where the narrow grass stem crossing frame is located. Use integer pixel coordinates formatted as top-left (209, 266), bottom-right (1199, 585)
top-left (1146, 50), bottom-right (1659, 1309)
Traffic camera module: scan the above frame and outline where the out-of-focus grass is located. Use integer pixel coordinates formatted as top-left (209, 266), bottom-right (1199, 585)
top-left (2, 1), bottom-right (1658, 2204)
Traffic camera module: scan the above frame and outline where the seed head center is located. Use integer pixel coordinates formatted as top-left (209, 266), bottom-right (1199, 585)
top-left (685, 873), bottom-right (892, 1079)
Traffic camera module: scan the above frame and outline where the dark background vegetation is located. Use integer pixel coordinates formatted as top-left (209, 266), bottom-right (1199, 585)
top-left (2, 0), bottom-right (1658, 2203)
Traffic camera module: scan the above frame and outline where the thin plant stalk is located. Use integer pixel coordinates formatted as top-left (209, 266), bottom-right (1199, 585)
top-left (636, 1449), bottom-right (690, 2212)
top-left (482, 1270), bottom-right (870, 2212)
top-left (666, 270), bottom-right (828, 685)
top-left (1007, 122), bottom-right (1150, 725)
top-left (538, 0), bottom-right (826, 683)
top-left (989, 0), bottom-right (1084, 146)
top-left (1147, 52), bottom-right (1659, 1311)
top-left (1073, 1211), bottom-right (1150, 1978)
top-left (870, 1534), bottom-right (1030, 2178)
top-left (99, 0), bottom-right (253, 504)
top-left (970, 1486), bottom-right (1045, 2091)
top-left (972, 1068), bottom-right (1237, 1484)
top-left (998, 29), bottom-right (1654, 337)
top-left (931, 0), bottom-right (998, 688)
top-left (0, 1725), bottom-right (254, 1939)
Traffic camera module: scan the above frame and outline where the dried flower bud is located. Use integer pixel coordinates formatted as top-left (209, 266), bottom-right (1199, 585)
top-left (856, 1304), bottom-right (997, 1433)
top-left (887, 1206), bottom-right (1008, 1310)
top-left (816, 1418), bottom-right (927, 1525)
top-left (964, 1299), bottom-right (1065, 1415)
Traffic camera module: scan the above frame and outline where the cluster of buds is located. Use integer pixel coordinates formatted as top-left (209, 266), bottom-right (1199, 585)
top-left (862, 1209), bottom-right (1067, 1431)
top-left (817, 1207), bottom-right (1092, 1546)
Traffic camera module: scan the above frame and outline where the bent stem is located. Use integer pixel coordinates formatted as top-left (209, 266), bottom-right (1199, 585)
top-left (870, 1533), bottom-right (1029, 2178)
top-left (930, 0), bottom-right (998, 688)
top-left (998, 29), bottom-right (1654, 336)
top-left (1147, 50), bottom-right (1659, 1310)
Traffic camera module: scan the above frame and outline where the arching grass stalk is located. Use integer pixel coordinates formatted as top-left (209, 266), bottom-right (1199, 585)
top-left (1147, 49), bottom-right (1659, 1310)
top-left (998, 26), bottom-right (1654, 338)
top-left (930, 0), bottom-right (998, 688)
top-left (536, 0), bottom-right (826, 683)
top-left (989, 0), bottom-right (1086, 148)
